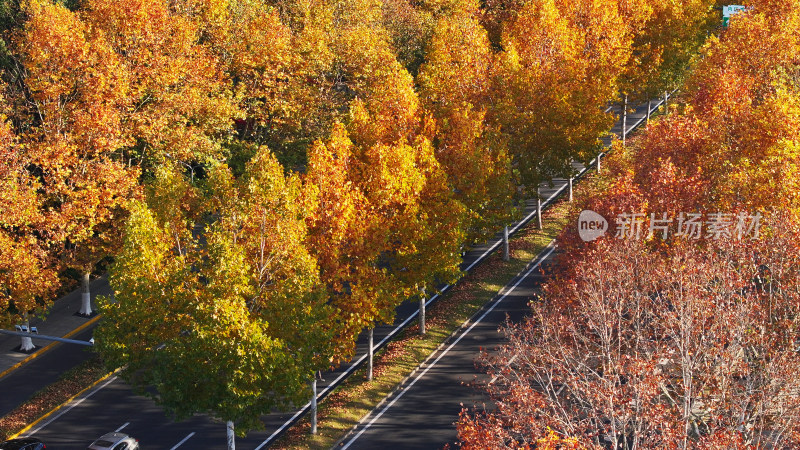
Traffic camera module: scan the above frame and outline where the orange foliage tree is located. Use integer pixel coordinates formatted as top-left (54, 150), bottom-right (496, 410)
top-left (418, 2), bottom-right (515, 242)
top-left (16, 0), bottom-right (140, 316)
top-left (0, 107), bottom-right (57, 341)
top-left (459, 3), bottom-right (800, 447)
top-left (488, 0), bottom-right (630, 194)
top-left (460, 230), bottom-right (800, 449)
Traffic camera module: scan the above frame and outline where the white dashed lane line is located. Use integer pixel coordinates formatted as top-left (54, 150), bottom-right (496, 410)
top-left (169, 432), bottom-right (196, 450)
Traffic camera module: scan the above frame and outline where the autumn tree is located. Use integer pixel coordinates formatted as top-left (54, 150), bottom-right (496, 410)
top-left (459, 228), bottom-right (800, 449)
top-left (16, 0), bottom-right (140, 316)
top-left (300, 0), bottom-right (469, 359)
top-left (95, 149), bottom-right (337, 449)
top-left (194, 0), bottom-right (338, 170)
top-left (0, 107), bottom-right (57, 350)
top-left (417, 3), bottom-right (515, 242)
top-left (616, 0), bottom-right (716, 103)
top-left (609, 1), bottom-right (800, 218)
top-left (305, 121), bottom-right (465, 360)
top-left (80, 0), bottom-right (238, 170)
top-left (488, 0), bottom-right (630, 194)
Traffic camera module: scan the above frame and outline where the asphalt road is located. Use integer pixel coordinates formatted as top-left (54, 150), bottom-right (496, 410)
top-left (0, 327), bottom-right (95, 418)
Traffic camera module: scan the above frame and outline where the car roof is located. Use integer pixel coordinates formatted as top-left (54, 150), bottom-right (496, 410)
top-left (0, 438), bottom-right (42, 449)
top-left (91, 432), bottom-right (130, 446)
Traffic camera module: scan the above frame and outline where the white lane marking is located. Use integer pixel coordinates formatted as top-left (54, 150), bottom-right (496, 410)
top-left (115, 422), bottom-right (129, 432)
top-left (169, 432), bottom-right (195, 449)
top-left (24, 376), bottom-right (118, 437)
top-left (489, 353), bottom-right (519, 385)
top-left (340, 243), bottom-right (557, 449)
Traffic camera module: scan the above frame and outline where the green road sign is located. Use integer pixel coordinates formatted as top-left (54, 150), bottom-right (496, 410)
top-left (723, 5), bottom-right (746, 28)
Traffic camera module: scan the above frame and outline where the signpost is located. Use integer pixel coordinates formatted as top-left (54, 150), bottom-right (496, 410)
top-left (723, 5), bottom-right (746, 27)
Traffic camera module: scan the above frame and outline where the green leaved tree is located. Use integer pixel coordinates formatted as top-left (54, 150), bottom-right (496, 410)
top-left (95, 149), bottom-right (337, 449)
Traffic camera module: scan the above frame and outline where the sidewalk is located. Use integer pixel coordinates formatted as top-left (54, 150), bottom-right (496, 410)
top-left (0, 276), bottom-right (109, 379)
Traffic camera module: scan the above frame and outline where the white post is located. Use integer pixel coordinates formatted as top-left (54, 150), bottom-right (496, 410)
top-left (647, 98), bottom-right (652, 124)
top-left (226, 421), bottom-right (235, 450)
top-left (310, 379), bottom-right (318, 434)
top-left (568, 177), bottom-right (573, 202)
top-left (664, 91), bottom-right (668, 115)
top-left (622, 94), bottom-right (628, 146)
top-left (79, 271), bottom-right (92, 316)
top-left (20, 313), bottom-right (34, 352)
top-left (502, 226), bottom-right (510, 261)
top-left (596, 153), bottom-right (601, 173)
top-left (367, 327), bottom-right (374, 381)
top-left (536, 188), bottom-right (543, 230)
top-left (419, 294), bottom-right (426, 335)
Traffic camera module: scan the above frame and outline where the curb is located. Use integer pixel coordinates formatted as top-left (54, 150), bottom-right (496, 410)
top-left (0, 314), bottom-right (102, 382)
top-left (6, 369), bottom-right (116, 440)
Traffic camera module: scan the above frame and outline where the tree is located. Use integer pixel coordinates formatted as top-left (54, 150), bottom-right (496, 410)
top-left (81, 0), bottom-right (238, 170)
top-left (0, 107), bottom-right (57, 349)
top-left (418, 5), bottom-right (515, 242)
top-left (303, 1), bottom-right (469, 359)
top-left (95, 149), bottom-right (337, 448)
top-left (17, 0), bottom-right (140, 316)
top-left (615, 0), bottom-right (716, 103)
top-left (459, 228), bottom-right (800, 449)
top-left (199, 0), bottom-right (337, 170)
top-left (305, 120), bottom-right (465, 359)
top-left (609, 1), bottom-right (800, 218)
top-left (488, 0), bottom-right (629, 194)
top-left (304, 124), bottom-right (384, 360)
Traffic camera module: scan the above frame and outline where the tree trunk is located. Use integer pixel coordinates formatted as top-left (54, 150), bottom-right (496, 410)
top-left (419, 294), bottom-right (426, 335)
top-left (568, 177), bottom-right (573, 202)
top-left (647, 98), bottom-right (652, 124)
top-left (367, 327), bottom-right (374, 381)
top-left (79, 271), bottom-right (92, 316)
top-left (622, 94), bottom-right (628, 146)
top-left (536, 189), bottom-right (543, 230)
top-left (502, 226), bottom-right (510, 262)
top-left (20, 314), bottom-right (34, 352)
top-left (226, 421), bottom-right (235, 450)
top-left (310, 379), bottom-right (318, 434)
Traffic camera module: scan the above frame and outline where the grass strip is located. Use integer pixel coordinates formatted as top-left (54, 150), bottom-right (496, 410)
top-left (271, 194), bottom-right (576, 449)
top-left (0, 354), bottom-right (108, 440)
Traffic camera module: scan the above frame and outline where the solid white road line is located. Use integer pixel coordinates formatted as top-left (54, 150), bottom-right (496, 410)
top-left (115, 422), bottom-right (129, 432)
top-left (169, 432), bottom-right (195, 450)
top-left (25, 376), bottom-right (118, 437)
top-left (339, 243), bottom-right (557, 449)
top-left (488, 353), bottom-right (519, 386)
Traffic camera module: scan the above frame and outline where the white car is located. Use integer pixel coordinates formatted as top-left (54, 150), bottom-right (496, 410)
top-left (87, 432), bottom-right (139, 450)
